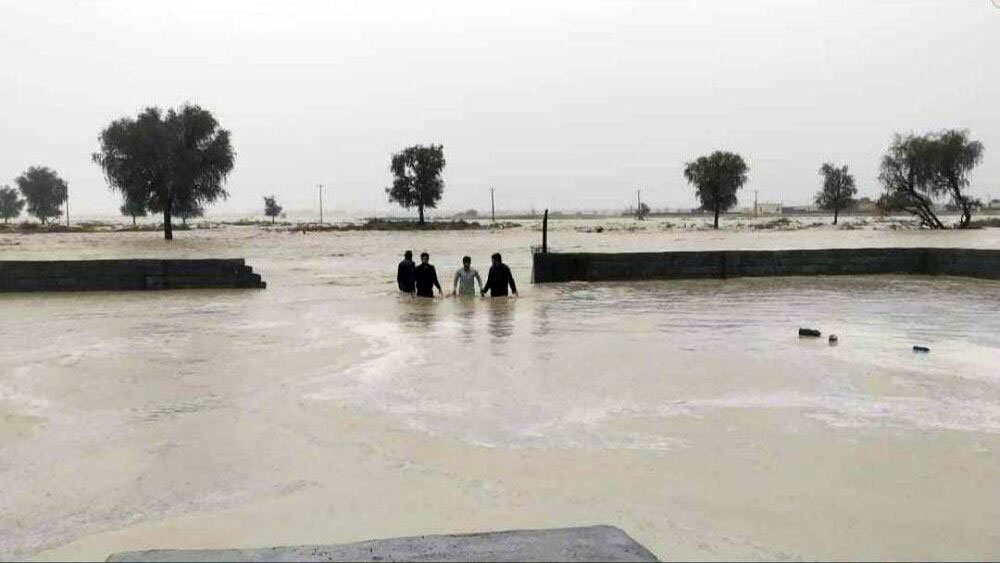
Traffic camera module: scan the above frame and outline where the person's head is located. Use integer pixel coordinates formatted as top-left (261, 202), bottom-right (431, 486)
top-left (491, 252), bottom-right (502, 265)
top-left (404, 250), bottom-right (412, 261)
top-left (420, 252), bottom-right (429, 264)
top-left (462, 256), bottom-right (471, 269)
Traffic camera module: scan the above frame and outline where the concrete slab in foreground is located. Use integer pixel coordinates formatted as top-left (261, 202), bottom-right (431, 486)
top-left (105, 525), bottom-right (658, 562)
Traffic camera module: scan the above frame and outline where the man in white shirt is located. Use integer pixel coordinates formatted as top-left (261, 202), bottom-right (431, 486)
top-left (452, 256), bottom-right (483, 297)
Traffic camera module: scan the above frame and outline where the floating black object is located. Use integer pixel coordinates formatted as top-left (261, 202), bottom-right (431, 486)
top-left (913, 345), bottom-right (930, 353)
top-left (829, 334), bottom-right (839, 344)
top-left (799, 328), bottom-right (821, 337)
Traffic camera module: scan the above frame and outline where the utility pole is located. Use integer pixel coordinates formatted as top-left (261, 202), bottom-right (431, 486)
top-left (317, 183), bottom-right (324, 224)
top-left (490, 186), bottom-right (496, 223)
top-left (636, 189), bottom-right (642, 220)
top-left (754, 190), bottom-right (759, 218)
top-left (65, 185), bottom-right (70, 227)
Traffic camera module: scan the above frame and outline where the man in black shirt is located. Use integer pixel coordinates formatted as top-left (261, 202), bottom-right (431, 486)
top-left (414, 252), bottom-right (442, 298)
top-left (397, 250), bottom-right (416, 294)
top-left (481, 252), bottom-right (517, 297)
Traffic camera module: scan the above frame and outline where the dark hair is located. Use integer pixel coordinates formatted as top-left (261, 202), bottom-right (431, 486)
top-left (491, 252), bottom-right (501, 261)
top-left (420, 252), bottom-right (429, 259)
top-left (462, 256), bottom-right (471, 262)
top-left (404, 250), bottom-right (412, 258)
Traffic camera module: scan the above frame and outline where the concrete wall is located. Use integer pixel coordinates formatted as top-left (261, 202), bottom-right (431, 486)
top-left (532, 248), bottom-right (1000, 283)
top-left (0, 259), bottom-right (265, 292)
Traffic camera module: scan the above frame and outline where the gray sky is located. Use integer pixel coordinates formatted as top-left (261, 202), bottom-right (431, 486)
top-left (2, 0), bottom-right (999, 216)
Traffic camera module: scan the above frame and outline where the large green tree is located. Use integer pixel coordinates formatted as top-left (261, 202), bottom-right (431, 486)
top-left (93, 104), bottom-right (235, 240)
top-left (878, 130), bottom-right (985, 229)
top-left (386, 144), bottom-right (446, 224)
top-left (878, 133), bottom-right (944, 229)
top-left (932, 129), bottom-right (983, 228)
top-left (0, 185), bottom-right (26, 224)
top-left (815, 163), bottom-right (857, 225)
top-left (15, 166), bottom-right (68, 225)
top-left (683, 151), bottom-right (749, 229)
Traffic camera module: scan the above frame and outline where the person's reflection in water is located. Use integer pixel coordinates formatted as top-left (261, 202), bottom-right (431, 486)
top-left (487, 297), bottom-right (515, 342)
top-left (455, 298), bottom-right (478, 344)
top-left (398, 295), bottom-right (438, 332)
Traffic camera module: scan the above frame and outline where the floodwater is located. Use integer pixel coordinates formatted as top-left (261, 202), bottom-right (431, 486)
top-left (2, 219), bottom-right (999, 560)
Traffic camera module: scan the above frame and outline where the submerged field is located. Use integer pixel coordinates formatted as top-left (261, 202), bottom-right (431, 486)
top-left (1, 220), bottom-right (999, 560)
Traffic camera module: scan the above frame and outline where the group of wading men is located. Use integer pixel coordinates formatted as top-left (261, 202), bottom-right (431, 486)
top-left (396, 251), bottom-right (517, 298)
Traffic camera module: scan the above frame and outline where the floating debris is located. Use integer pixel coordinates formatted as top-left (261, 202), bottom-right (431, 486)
top-left (829, 334), bottom-right (839, 344)
top-left (799, 328), bottom-right (822, 337)
top-left (913, 345), bottom-right (930, 353)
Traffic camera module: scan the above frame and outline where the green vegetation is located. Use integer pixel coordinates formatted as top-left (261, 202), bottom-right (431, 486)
top-left (0, 185), bottom-right (26, 224)
top-left (386, 144), bottom-right (446, 225)
top-left (264, 196), bottom-right (283, 223)
top-left (93, 104), bottom-right (235, 240)
top-left (14, 166), bottom-right (68, 225)
top-left (815, 163), bottom-right (857, 225)
top-left (683, 151), bottom-right (749, 229)
top-left (878, 129), bottom-right (984, 229)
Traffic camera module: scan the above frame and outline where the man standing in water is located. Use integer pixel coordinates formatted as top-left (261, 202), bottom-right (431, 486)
top-left (397, 250), bottom-right (416, 295)
top-left (481, 252), bottom-right (517, 297)
top-left (452, 256), bottom-right (483, 297)
top-left (414, 252), bottom-right (443, 298)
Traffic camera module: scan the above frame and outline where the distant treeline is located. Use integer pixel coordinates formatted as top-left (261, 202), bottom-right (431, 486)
top-left (0, 109), bottom-right (989, 235)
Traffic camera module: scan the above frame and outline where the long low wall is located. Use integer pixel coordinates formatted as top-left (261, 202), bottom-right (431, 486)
top-left (532, 247), bottom-right (1000, 283)
top-left (0, 259), bottom-right (266, 292)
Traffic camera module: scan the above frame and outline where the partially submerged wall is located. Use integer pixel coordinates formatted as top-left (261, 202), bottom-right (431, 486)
top-left (0, 259), bottom-right (266, 292)
top-left (532, 248), bottom-right (1000, 283)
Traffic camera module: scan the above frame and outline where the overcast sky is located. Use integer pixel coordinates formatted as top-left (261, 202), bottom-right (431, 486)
top-left (2, 0), bottom-right (998, 216)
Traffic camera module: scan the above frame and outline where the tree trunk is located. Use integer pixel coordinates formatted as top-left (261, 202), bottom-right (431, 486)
top-left (132, 215), bottom-right (137, 227)
top-left (833, 208), bottom-right (838, 225)
top-left (418, 204), bottom-right (425, 225)
top-left (271, 215), bottom-right (275, 224)
top-left (713, 203), bottom-right (719, 229)
top-left (164, 202), bottom-right (173, 241)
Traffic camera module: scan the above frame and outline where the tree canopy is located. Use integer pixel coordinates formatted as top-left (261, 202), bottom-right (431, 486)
top-left (93, 104), bottom-right (234, 239)
top-left (119, 192), bottom-right (148, 227)
top-left (0, 185), bottom-right (26, 224)
top-left (683, 151), bottom-right (749, 229)
top-left (815, 163), bottom-right (857, 225)
top-left (878, 130), bottom-right (985, 229)
top-left (15, 166), bottom-right (68, 224)
top-left (386, 144), bottom-right (446, 224)
top-left (264, 195), bottom-right (283, 223)
top-left (932, 129), bottom-right (983, 228)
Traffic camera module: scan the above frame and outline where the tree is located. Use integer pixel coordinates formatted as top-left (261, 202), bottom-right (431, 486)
top-left (931, 129), bottom-right (983, 228)
top-left (386, 144), bottom-right (446, 224)
top-left (877, 134), bottom-right (944, 229)
top-left (637, 202), bottom-right (650, 220)
top-left (93, 104), bottom-right (235, 240)
top-left (175, 199), bottom-right (204, 226)
top-left (683, 151), bottom-right (749, 229)
top-left (0, 185), bottom-right (26, 224)
top-left (264, 195), bottom-right (283, 224)
top-left (119, 194), bottom-right (148, 227)
top-left (15, 166), bottom-right (68, 224)
top-left (815, 163), bottom-right (857, 225)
